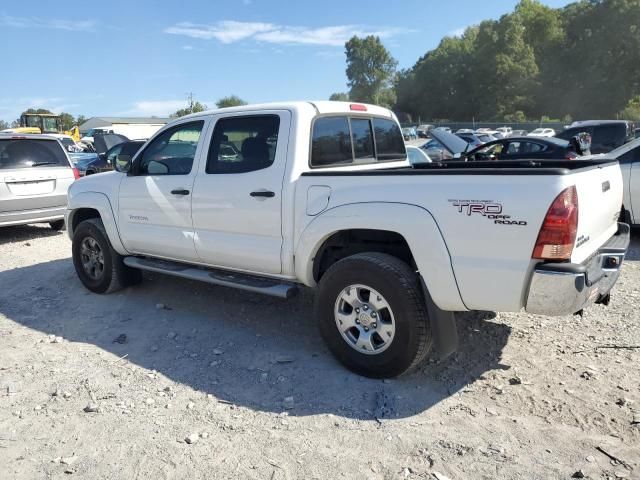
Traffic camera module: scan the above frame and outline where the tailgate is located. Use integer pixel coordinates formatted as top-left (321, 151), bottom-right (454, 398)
top-left (571, 162), bottom-right (623, 264)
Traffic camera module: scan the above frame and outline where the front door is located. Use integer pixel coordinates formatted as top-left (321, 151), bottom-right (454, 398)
top-left (118, 120), bottom-right (206, 262)
top-left (191, 111), bottom-right (290, 274)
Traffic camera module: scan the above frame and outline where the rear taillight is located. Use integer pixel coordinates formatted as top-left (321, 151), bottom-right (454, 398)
top-left (349, 104), bottom-right (367, 111)
top-left (532, 186), bottom-right (578, 261)
top-left (72, 168), bottom-right (80, 180)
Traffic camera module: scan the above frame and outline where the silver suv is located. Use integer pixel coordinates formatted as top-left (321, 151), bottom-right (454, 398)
top-left (0, 134), bottom-right (78, 230)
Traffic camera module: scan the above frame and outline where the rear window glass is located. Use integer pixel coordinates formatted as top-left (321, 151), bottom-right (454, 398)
top-left (311, 117), bottom-right (352, 167)
top-left (373, 118), bottom-right (405, 160)
top-left (311, 116), bottom-right (406, 167)
top-left (0, 139), bottom-right (68, 170)
top-left (350, 118), bottom-right (374, 160)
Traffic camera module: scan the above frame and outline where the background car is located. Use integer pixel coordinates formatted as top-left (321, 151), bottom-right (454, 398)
top-left (455, 128), bottom-right (474, 134)
top-left (433, 126), bottom-right (452, 133)
top-left (635, 127), bottom-right (640, 139)
top-left (401, 127), bottom-right (418, 140)
top-left (512, 129), bottom-right (529, 136)
top-left (528, 128), bottom-right (556, 137)
top-left (416, 124), bottom-right (434, 138)
top-left (0, 134), bottom-right (79, 229)
top-left (74, 133), bottom-right (129, 175)
top-left (556, 120), bottom-right (635, 154)
top-left (466, 136), bottom-right (587, 161)
top-left (420, 131), bottom-right (469, 161)
top-left (85, 140), bottom-right (146, 176)
top-left (456, 132), bottom-right (492, 148)
top-left (496, 126), bottom-right (513, 137)
top-left (405, 145), bottom-right (432, 165)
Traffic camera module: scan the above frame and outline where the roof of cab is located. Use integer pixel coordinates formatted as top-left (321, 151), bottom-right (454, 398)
top-left (176, 101), bottom-right (394, 122)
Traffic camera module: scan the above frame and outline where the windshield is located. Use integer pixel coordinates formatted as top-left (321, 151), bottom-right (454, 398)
top-left (0, 139), bottom-right (68, 169)
top-left (531, 129), bottom-right (544, 134)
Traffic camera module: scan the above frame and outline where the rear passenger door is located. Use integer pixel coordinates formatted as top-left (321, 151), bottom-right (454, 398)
top-left (191, 111), bottom-right (291, 274)
top-left (620, 145), bottom-right (640, 224)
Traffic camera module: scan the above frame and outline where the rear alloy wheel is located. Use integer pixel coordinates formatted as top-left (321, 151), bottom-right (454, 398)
top-left (49, 220), bottom-right (65, 231)
top-left (317, 252), bottom-right (432, 378)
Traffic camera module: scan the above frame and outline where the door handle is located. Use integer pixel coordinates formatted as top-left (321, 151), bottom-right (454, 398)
top-left (171, 189), bottom-right (190, 195)
top-left (250, 190), bottom-right (275, 198)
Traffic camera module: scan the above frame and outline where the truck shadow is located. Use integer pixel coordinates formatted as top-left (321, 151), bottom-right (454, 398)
top-left (0, 224), bottom-right (63, 246)
top-left (0, 258), bottom-right (510, 420)
top-left (624, 226), bottom-right (640, 261)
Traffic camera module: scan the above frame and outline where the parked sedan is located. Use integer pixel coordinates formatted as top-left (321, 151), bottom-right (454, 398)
top-left (0, 134), bottom-right (79, 229)
top-left (85, 140), bottom-right (145, 176)
top-left (402, 127), bottom-right (417, 141)
top-left (528, 128), bottom-right (556, 137)
top-left (405, 145), bottom-right (432, 165)
top-left (512, 129), bottom-right (528, 136)
top-left (456, 133), bottom-right (489, 148)
top-left (416, 124), bottom-right (434, 138)
top-left (466, 136), bottom-right (587, 161)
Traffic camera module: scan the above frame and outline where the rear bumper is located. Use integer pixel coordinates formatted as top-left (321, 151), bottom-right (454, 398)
top-left (525, 223), bottom-right (630, 316)
top-left (0, 205), bottom-right (66, 227)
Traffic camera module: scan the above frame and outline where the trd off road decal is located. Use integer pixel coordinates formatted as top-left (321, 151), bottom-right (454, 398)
top-left (449, 199), bottom-right (527, 226)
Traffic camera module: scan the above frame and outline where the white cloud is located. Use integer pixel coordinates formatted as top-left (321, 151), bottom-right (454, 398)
top-left (125, 100), bottom-right (191, 117)
top-left (165, 20), bottom-right (407, 47)
top-left (165, 21), bottom-right (273, 43)
top-left (242, 0), bottom-right (252, 4)
top-left (447, 22), bottom-right (479, 38)
top-left (0, 13), bottom-right (95, 31)
top-left (182, 45), bottom-right (194, 50)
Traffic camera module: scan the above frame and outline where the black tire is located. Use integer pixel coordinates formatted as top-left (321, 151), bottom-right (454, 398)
top-left (316, 252), bottom-right (432, 378)
top-left (85, 170), bottom-right (95, 176)
top-left (49, 220), bottom-right (65, 231)
top-left (72, 218), bottom-right (142, 294)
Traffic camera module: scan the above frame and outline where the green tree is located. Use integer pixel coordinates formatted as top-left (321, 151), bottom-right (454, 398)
top-left (15, 108), bottom-right (53, 126)
top-left (171, 98), bottom-right (208, 118)
top-left (0, 120), bottom-right (9, 130)
top-left (329, 92), bottom-right (349, 101)
top-left (216, 95), bottom-right (247, 108)
top-left (619, 96), bottom-right (640, 121)
top-left (345, 35), bottom-right (398, 107)
top-left (59, 112), bottom-right (75, 130)
top-left (75, 115), bottom-right (87, 127)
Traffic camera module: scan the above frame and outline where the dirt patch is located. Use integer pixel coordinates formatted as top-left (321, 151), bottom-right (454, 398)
top-left (1, 224), bottom-right (639, 479)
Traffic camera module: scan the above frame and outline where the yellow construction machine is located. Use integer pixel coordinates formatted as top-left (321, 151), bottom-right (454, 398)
top-left (4, 113), bottom-right (81, 141)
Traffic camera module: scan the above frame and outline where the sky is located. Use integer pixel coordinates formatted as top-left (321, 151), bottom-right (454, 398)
top-left (0, 0), bottom-right (573, 123)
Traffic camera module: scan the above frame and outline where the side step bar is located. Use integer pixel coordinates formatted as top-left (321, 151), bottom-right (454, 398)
top-left (123, 257), bottom-right (298, 299)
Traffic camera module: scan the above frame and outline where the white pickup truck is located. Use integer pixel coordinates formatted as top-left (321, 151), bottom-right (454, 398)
top-left (66, 101), bottom-right (630, 378)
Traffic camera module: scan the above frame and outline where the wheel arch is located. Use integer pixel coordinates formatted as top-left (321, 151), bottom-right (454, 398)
top-left (294, 202), bottom-right (466, 311)
top-left (66, 192), bottom-right (128, 255)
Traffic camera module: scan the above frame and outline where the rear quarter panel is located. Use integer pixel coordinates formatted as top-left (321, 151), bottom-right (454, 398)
top-left (293, 171), bottom-right (571, 312)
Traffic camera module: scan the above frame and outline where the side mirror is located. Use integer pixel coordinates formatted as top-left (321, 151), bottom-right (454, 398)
top-left (115, 154), bottom-right (132, 173)
top-left (99, 152), bottom-right (106, 161)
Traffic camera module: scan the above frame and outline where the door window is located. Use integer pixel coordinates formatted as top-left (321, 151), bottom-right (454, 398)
top-left (619, 146), bottom-right (640, 164)
top-left (106, 144), bottom-right (123, 164)
top-left (137, 121), bottom-right (203, 175)
top-left (206, 115), bottom-right (280, 174)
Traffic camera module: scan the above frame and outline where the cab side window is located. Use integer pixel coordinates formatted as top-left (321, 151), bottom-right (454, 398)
top-left (206, 115), bottom-right (280, 174)
top-left (137, 121), bottom-right (203, 175)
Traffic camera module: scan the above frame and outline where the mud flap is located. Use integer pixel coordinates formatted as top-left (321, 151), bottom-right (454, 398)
top-left (420, 276), bottom-right (458, 358)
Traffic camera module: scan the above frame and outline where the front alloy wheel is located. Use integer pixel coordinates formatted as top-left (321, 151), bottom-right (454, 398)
top-left (80, 236), bottom-right (105, 280)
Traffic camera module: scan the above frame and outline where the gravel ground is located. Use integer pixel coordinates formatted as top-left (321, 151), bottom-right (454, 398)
top-left (0, 224), bottom-right (638, 480)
